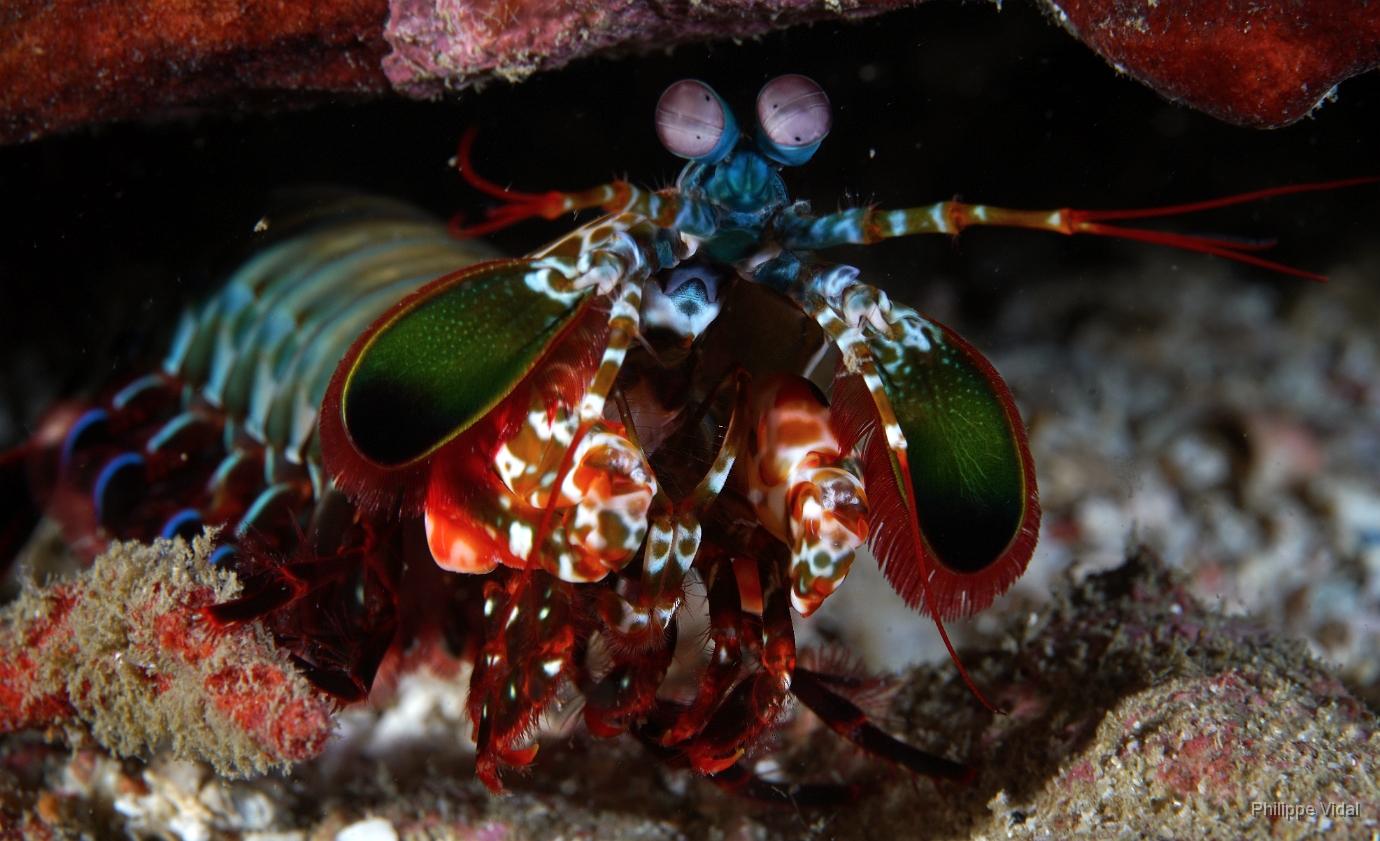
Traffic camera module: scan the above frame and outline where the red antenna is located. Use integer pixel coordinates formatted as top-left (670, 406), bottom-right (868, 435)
top-left (1063, 177), bottom-right (1380, 282)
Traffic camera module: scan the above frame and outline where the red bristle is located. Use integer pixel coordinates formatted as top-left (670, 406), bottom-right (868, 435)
top-left (318, 361), bottom-right (433, 518)
top-left (796, 645), bottom-right (874, 689)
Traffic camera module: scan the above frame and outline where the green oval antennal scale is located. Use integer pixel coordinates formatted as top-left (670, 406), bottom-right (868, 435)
top-left (870, 318), bottom-right (1035, 577)
top-left (335, 259), bottom-right (592, 467)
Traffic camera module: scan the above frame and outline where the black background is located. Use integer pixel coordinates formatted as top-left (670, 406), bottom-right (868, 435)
top-left (2, 0), bottom-right (1377, 447)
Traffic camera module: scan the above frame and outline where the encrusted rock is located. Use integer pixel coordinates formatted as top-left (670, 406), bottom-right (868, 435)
top-left (0, 534), bottom-right (335, 778)
top-left (4, 0), bottom-right (1378, 143)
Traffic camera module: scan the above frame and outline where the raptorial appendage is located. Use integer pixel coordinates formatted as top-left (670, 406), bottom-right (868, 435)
top-left (425, 388), bottom-right (656, 583)
top-left (747, 373), bottom-right (869, 617)
top-left (804, 280), bottom-right (1039, 625)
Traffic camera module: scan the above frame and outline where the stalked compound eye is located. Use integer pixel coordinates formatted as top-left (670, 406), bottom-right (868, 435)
top-left (755, 75), bottom-right (831, 166)
top-left (655, 80), bottom-right (740, 164)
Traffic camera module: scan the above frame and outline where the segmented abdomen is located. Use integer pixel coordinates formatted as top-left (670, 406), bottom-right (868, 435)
top-left (40, 199), bottom-right (493, 554)
top-left (20, 197), bottom-right (498, 698)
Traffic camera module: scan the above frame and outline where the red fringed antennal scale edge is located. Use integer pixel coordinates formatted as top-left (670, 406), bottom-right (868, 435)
top-left (830, 369), bottom-right (1033, 715)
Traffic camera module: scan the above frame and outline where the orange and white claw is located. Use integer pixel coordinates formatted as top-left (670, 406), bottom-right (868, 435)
top-left (494, 395), bottom-right (578, 510)
top-left (560, 425), bottom-right (657, 572)
top-left (748, 375), bottom-right (843, 523)
top-left (423, 458), bottom-right (519, 574)
top-left (686, 744), bottom-right (746, 776)
top-left (747, 372), bottom-right (870, 615)
top-left (476, 742), bottom-right (541, 794)
top-left (785, 466), bottom-right (869, 617)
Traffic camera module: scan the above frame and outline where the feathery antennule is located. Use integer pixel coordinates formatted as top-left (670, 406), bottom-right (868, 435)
top-left (448, 127), bottom-right (576, 238)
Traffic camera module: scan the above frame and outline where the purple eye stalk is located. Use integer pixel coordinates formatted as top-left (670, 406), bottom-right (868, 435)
top-left (755, 75), bottom-right (831, 166)
top-left (655, 79), bottom-right (740, 164)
